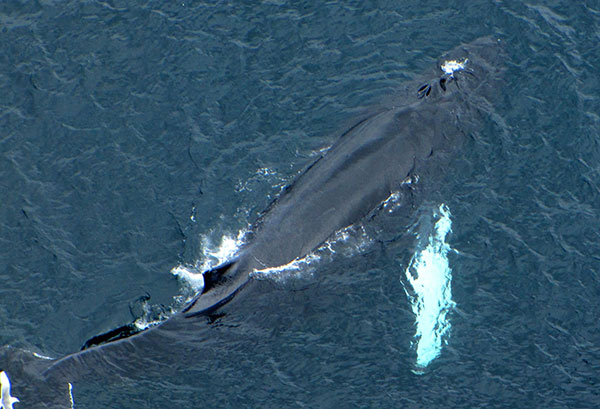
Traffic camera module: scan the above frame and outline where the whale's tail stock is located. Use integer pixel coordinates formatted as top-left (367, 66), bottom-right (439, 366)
top-left (0, 258), bottom-right (243, 408)
top-left (0, 346), bottom-right (74, 409)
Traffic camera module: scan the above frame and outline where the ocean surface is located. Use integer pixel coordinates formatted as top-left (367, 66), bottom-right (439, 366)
top-left (1, 0), bottom-right (599, 407)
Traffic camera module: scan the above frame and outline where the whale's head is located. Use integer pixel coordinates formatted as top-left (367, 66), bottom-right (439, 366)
top-left (418, 37), bottom-right (506, 102)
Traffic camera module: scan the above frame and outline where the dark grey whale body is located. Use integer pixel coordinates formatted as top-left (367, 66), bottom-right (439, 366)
top-left (0, 38), bottom-right (505, 406)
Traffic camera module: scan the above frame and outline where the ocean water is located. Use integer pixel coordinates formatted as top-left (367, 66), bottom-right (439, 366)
top-left (1, 0), bottom-right (599, 407)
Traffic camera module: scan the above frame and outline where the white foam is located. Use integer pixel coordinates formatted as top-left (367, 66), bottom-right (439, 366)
top-left (256, 167), bottom-right (277, 176)
top-left (199, 230), bottom-right (247, 271)
top-left (251, 253), bottom-right (320, 280)
top-left (171, 230), bottom-right (247, 290)
top-left (132, 302), bottom-right (170, 332)
top-left (236, 166), bottom-right (283, 193)
top-left (381, 189), bottom-right (406, 214)
top-left (324, 224), bottom-right (372, 256)
top-left (170, 264), bottom-right (205, 293)
top-left (311, 145), bottom-right (332, 156)
top-left (403, 204), bottom-right (456, 372)
top-left (165, 229), bottom-right (249, 319)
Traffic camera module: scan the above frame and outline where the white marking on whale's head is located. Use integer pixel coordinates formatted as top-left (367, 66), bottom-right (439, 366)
top-left (0, 371), bottom-right (20, 409)
top-left (441, 58), bottom-right (468, 77)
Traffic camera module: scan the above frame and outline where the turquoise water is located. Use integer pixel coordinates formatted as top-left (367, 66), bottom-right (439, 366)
top-left (1, 1), bottom-right (599, 407)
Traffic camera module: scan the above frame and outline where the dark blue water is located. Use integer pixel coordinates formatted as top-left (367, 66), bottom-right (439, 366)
top-left (1, 1), bottom-right (599, 407)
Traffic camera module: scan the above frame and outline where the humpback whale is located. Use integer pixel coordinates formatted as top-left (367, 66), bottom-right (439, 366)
top-left (173, 37), bottom-right (503, 318)
top-left (0, 37), bottom-right (505, 406)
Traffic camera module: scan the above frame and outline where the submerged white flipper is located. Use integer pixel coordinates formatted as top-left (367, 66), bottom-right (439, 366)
top-left (0, 371), bottom-right (19, 409)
